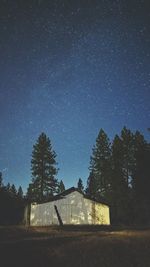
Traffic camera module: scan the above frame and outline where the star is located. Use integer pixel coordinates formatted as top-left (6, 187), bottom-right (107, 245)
top-left (0, 0), bottom-right (149, 191)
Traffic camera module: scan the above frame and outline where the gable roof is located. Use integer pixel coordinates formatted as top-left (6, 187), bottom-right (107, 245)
top-left (47, 187), bottom-right (108, 206)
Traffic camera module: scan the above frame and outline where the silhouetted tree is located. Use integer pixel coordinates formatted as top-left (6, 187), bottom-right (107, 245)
top-left (26, 183), bottom-right (35, 202)
top-left (5, 182), bottom-right (11, 193)
top-left (111, 134), bottom-right (129, 224)
top-left (17, 186), bottom-right (24, 199)
top-left (0, 178), bottom-right (25, 225)
top-left (132, 130), bottom-right (147, 189)
top-left (0, 172), bottom-right (3, 188)
top-left (121, 127), bottom-right (134, 187)
top-left (85, 171), bottom-right (97, 198)
top-left (86, 127), bottom-right (150, 225)
top-left (30, 132), bottom-right (58, 202)
top-left (77, 178), bottom-right (84, 193)
top-left (132, 132), bottom-right (150, 224)
top-left (89, 129), bottom-right (111, 200)
top-left (10, 184), bottom-right (17, 198)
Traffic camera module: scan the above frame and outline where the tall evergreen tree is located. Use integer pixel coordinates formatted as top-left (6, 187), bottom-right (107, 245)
top-left (121, 127), bottom-right (134, 187)
top-left (132, 131), bottom-right (150, 224)
top-left (111, 135), bottom-right (129, 223)
top-left (89, 129), bottom-right (111, 200)
top-left (85, 171), bottom-right (97, 198)
top-left (77, 178), bottom-right (84, 193)
top-left (30, 132), bottom-right (58, 202)
top-left (132, 130), bottom-right (146, 190)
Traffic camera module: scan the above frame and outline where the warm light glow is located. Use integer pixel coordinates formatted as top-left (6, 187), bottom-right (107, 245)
top-left (30, 191), bottom-right (110, 226)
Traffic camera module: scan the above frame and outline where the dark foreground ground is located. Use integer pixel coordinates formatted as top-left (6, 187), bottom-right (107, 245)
top-left (0, 226), bottom-right (150, 267)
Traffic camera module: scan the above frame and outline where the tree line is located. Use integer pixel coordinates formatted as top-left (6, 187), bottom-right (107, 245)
top-left (0, 127), bottom-right (150, 225)
top-left (0, 173), bottom-right (25, 224)
top-left (86, 127), bottom-right (150, 225)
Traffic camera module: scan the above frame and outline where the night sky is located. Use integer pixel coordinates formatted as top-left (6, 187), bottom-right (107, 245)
top-left (0, 0), bottom-right (150, 192)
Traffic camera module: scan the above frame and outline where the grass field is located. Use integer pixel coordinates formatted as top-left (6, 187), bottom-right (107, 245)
top-left (0, 226), bottom-right (150, 267)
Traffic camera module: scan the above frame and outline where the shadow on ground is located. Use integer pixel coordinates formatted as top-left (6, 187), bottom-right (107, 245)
top-left (0, 226), bottom-right (150, 267)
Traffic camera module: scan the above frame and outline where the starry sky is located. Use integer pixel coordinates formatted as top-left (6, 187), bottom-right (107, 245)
top-left (0, 0), bottom-right (150, 193)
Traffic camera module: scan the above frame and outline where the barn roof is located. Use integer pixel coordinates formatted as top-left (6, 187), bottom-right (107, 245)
top-left (47, 187), bottom-right (109, 206)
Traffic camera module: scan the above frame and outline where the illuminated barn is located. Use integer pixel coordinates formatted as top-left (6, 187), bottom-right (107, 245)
top-left (29, 187), bottom-right (110, 226)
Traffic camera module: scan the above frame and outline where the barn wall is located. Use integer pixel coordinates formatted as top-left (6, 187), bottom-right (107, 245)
top-left (30, 191), bottom-right (110, 226)
top-left (82, 198), bottom-right (110, 225)
top-left (95, 202), bottom-right (110, 225)
top-left (31, 201), bottom-right (58, 226)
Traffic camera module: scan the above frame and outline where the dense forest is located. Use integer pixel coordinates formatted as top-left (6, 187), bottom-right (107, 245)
top-left (0, 127), bottom-right (150, 226)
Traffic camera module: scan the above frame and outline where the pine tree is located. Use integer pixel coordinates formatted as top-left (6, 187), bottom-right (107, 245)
top-left (85, 171), bottom-right (97, 198)
top-left (10, 184), bottom-right (17, 198)
top-left (26, 183), bottom-right (36, 202)
top-left (132, 131), bottom-right (150, 224)
top-left (111, 135), bottom-right (128, 223)
top-left (30, 132), bottom-right (58, 202)
top-left (17, 186), bottom-right (23, 199)
top-left (58, 180), bottom-right (65, 193)
top-left (77, 178), bottom-right (84, 193)
top-left (132, 130), bottom-right (146, 190)
top-left (121, 127), bottom-right (134, 187)
top-left (5, 182), bottom-right (11, 193)
top-left (89, 129), bottom-right (111, 200)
